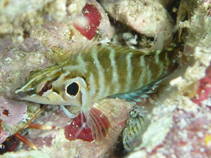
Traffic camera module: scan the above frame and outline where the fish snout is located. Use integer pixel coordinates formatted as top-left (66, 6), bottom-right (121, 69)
top-left (15, 88), bottom-right (28, 99)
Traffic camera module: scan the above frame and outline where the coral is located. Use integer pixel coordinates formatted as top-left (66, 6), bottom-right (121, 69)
top-left (73, 4), bottom-right (102, 40)
top-left (1, 0), bottom-right (211, 157)
top-left (127, 0), bottom-right (211, 157)
top-left (0, 96), bottom-right (27, 144)
top-left (192, 62), bottom-right (211, 104)
top-left (0, 0), bottom-right (114, 155)
top-left (99, 0), bottom-right (175, 48)
top-left (12, 99), bottom-right (132, 157)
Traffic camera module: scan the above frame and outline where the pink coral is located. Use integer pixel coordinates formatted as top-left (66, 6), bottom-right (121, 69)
top-left (192, 62), bottom-right (211, 104)
top-left (0, 96), bottom-right (27, 144)
top-left (0, 97), bottom-right (27, 127)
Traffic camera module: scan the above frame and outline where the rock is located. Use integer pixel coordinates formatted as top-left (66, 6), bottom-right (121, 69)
top-left (99, 0), bottom-right (175, 44)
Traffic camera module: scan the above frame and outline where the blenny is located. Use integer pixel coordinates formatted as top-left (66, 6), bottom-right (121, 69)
top-left (15, 43), bottom-right (183, 149)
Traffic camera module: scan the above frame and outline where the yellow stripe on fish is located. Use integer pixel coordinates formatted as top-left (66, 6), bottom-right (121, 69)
top-left (15, 43), bottom-right (183, 143)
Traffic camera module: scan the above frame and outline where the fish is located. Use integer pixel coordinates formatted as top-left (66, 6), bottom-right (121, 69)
top-left (123, 104), bottom-right (148, 152)
top-left (15, 43), bottom-right (184, 143)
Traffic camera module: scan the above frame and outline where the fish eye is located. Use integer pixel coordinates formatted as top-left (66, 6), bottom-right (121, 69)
top-left (42, 84), bottom-right (49, 92)
top-left (42, 81), bottom-right (52, 92)
top-left (37, 81), bottom-right (52, 95)
top-left (66, 82), bottom-right (79, 96)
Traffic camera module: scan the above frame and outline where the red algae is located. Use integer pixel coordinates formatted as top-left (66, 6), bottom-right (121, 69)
top-left (160, 114), bottom-right (211, 158)
top-left (192, 62), bottom-right (211, 104)
top-left (65, 114), bottom-right (93, 142)
top-left (73, 4), bottom-right (102, 40)
top-left (64, 107), bottom-right (110, 142)
top-left (0, 136), bottom-right (18, 154)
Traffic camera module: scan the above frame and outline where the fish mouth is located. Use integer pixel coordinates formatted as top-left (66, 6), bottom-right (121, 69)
top-left (15, 89), bottom-right (28, 99)
top-left (15, 86), bottom-right (37, 99)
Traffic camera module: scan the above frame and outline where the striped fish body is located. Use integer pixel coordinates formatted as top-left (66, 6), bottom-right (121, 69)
top-left (15, 43), bottom-right (183, 140)
top-left (71, 44), bottom-right (182, 102)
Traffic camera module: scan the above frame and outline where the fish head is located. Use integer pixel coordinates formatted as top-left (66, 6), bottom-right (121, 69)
top-left (15, 66), bottom-right (87, 107)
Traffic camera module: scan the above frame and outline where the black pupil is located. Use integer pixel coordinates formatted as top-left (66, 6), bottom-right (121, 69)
top-left (41, 81), bottom-right (52, 93)
top-left (42, 85), bottom-right (48, 92)
top-left (67, 82), bottom-right (79, 96)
